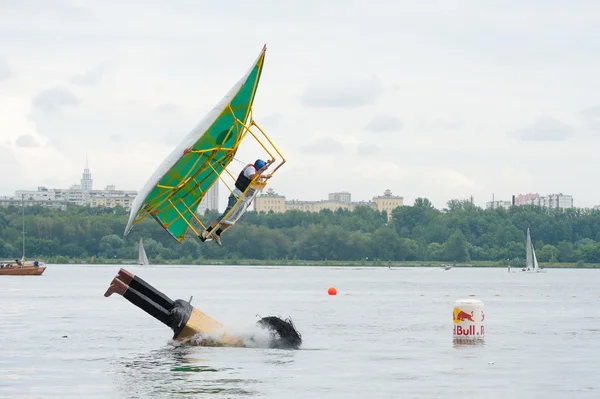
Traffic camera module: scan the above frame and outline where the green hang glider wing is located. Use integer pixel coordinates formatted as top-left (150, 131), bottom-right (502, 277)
top-left (125, 46), bottom-right (267, 242)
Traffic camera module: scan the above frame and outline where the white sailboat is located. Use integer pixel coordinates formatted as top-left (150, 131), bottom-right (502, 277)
top-left (522, 228), bottom-right (545, 273)
top-left (138, 238), bottom-right (149, 266)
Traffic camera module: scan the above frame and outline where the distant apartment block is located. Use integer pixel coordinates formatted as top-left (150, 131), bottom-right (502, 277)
top-left (5, 162), bottom-right (138, 210)
top-left (512, 193), bottom-right (541, 206)
top-left (254, 188), bottom-right (403, 220)
top-left (14, 186), bottom-right (86, 206)
top-left (541, 193), bottom-right (573, 208)
top-left (372, 189), bottom-right (404, 220)
top-left (286, 198), bottom-right (355, 213)
top-left (254, 188), bottom-right (286, 213)
top-left (328, 191), bottom-right (351, 203)
top-left (512, 193), bottom-right (573, 209)
top-left (12, 185), bottom-right (137, 210)
top-left (88, 185), bottom-right (137, 210)
top-left (0, 195), bottom-right (67, 210)
top-left (196, 182), bottom-right (219, 215)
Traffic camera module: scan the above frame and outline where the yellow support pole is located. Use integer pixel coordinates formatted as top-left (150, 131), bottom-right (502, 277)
top-left (130, 102), bottom-right (287, 238)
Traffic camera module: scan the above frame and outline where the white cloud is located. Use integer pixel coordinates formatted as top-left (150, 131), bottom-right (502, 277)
top-left (155, 102), bottom-right (181, 114)
top-left (0, 59), bottom-right (11, 81)
top-left (511, 117), bottom-right (574, 141)
top-left (70, 61), bottom-right (110, 86)
top-left (356, 143), bottom-right (380, 156)
top-left (15, 134), bottom-right (39, 147)
top-left (31, 87), bottom-right (80, 113)
top-left (300, 75), bottom-right (383, 108)
top-left (580, 104), bottom-right (600, 133)
top-left (427, 168), bottom-right (477, 189)
top-left (365, 114), bottom-right (403, 133)
top-left (1, 0), bottom-right (600, 210)
top-left (581, 105), bottom-right (600, 118)
top-left (300, 137), bottom-right (345, 154)
top-left (0, 146), bottom-right (24, 195)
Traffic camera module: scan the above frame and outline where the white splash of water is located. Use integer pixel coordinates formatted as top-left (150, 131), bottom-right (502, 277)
top-left (188, 324), bottom-right (274, 348)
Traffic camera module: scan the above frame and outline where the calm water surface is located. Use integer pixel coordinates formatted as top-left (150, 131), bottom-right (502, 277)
top-left (1, 265), bottom-right (599, 398)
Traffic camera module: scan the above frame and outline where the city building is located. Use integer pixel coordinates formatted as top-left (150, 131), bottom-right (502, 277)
top-left (80, 156), bottom-right (93, 191)
top-left (512, 193), bottom-right (540, 206)
top-left (54, 186), bottom-right (91, 206)
top-left (539, 193), bottom-right (573, 209)
top-left (512, 193), bottom-right (573, 209)
top-left (89, 185), bottom-right (137, 210)
top-left (328, 191), bottom-right (351, 203)
top-left (196, 182), bottom-right (220, 215)
top-left (15, 186), bottom-right (90, 206)
top-left (0, 195), bottom-right (67, 210)
top-left (7, 161), bottom-right (138, 210)
top-left (285, 198), bottom-right (355, 213)
top-left (254, 188), bottom-right (286, 213)
top-left (15, 186), bottom-right (55, 201)
top-left (254, 188), bottom-right (402, 218)
top-left (372, 189), bottom-right (404, 220)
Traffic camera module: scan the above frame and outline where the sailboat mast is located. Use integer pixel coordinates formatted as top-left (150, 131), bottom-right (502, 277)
top-left (21, 194), bottom-right (25, 261)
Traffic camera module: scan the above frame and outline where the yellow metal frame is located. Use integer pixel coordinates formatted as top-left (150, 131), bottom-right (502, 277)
top-left (208, 107), bottom-right (286, 229)
top-left (133, 105), bottom-right (286, 239)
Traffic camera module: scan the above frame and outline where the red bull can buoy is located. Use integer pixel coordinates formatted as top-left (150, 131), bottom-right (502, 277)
top-left (452, 299), bottom-right (484, 344)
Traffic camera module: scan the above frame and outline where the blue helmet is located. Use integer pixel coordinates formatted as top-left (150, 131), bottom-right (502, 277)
top-left (254, 159), bottom-right (266, 170)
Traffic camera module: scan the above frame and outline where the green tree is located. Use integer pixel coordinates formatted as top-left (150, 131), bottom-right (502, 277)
top-left (1, 199), bottom-right (600, 264)
top-left (537, 244), bottom-right (558, 262)
top-left (557, 241), bottom-right (575, 262)
top-left (444, 231), bottom-right (469, 262)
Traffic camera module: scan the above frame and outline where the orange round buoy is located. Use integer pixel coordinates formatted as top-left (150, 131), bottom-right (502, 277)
top-left (328, 287), bottom-right (337, 296)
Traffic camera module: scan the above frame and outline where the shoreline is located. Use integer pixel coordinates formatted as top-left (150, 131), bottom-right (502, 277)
top-left (40, 258), bottom-right (600, 269)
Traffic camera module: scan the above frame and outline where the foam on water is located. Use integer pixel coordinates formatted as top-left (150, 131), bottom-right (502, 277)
top-left (188, 324), bottom-right (274, 348)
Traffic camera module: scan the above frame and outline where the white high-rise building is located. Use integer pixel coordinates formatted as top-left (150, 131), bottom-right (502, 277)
top-left (196, 182), bottom-right (219, 215)
top-left (512, 193), bottom-right (573, 209)
top-left (328, 191), bottom-right (351, 203)
top-left (539, 193), bottom-right (573, 209)
top-left (10, 161), bottom-right (138, 210)
top-left (81, 155), bottom-right (93, 191)
top-left (16, 186), bottom-right (55, 201)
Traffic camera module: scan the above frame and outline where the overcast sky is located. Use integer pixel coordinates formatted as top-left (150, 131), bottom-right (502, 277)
top-left (2, 0), bottom-right (600, 210)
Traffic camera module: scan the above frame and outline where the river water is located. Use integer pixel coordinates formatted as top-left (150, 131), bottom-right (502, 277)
top-left (1, 265), bottom-right (599, 398)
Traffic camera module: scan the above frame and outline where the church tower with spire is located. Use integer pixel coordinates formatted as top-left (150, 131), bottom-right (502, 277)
top-left (81, 154), bottom-right (93, 191)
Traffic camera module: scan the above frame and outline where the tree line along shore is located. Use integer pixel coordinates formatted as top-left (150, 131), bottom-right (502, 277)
top-left (2, 198), bottom-right (600, 268)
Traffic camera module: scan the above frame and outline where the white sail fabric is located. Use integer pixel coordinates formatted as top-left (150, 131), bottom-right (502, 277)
top-left (124, 46), bottom-right (267, 236)
top-left (139, 238), bottom-right (149, 266)
top-left (524, 228), bottom-right (544, 273)
top-left (525, 228), bottom-right (533, 270)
